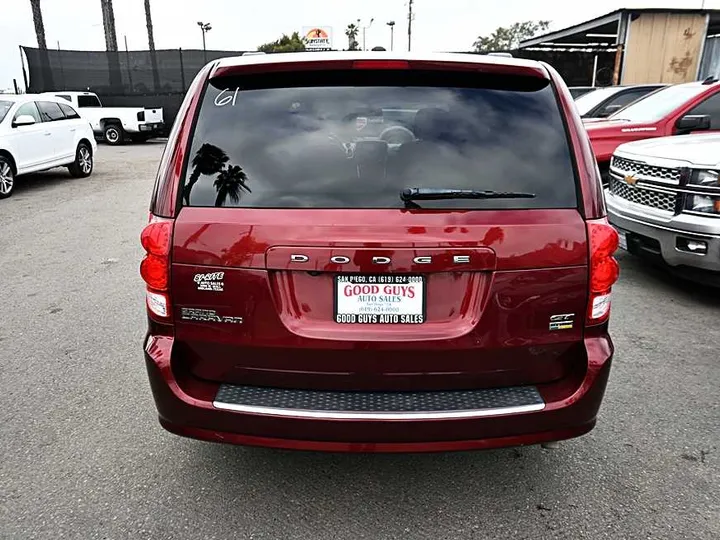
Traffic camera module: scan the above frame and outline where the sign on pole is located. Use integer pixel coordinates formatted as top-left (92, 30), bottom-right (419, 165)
top-left (302, 27), bottom-right (333, 50)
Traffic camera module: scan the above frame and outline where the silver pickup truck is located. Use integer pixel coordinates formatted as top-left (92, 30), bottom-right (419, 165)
top-left (606, 133), bottom-right (720, 286)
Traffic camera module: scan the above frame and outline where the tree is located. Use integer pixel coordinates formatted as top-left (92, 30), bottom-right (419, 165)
top-left (29, 0), bottom-right (47, 49)
top-left (472, 20), bottom-right (550, 52)
top-left (214, 165), bottom-right (251, 207)
top-left (100, 0), bottom-right (118, 51)
top-left (30, 0), bottom-right (54, 90)
top-left (345, 24), bottom-right (360, 51)
top-left (144, 0), bottom-right (155, 50)
top-left (257, 32), bottom-right (306, 53)
top-left (184, 144), bottom-right (229, 205)
top-left (144, 0), bottom-right (161, 92)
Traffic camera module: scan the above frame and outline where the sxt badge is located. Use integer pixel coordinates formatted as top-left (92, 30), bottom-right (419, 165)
top-left (549, 313), bottom-right (574, 331)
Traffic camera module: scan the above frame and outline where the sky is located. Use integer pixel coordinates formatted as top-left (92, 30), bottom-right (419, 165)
top-left (1, 0), bottom-right (718, 91)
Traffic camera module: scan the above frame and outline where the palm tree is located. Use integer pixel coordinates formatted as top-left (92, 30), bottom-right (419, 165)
top-left (100, 0), bottom-right (118, 51)
top-left (29, 0), bottom-right (54, 90)
top-left (144, 0), bottom-right (160, 92)
top-left (144, 0), bottom-right (156, 50)
top-left (346, 24), bottom-right (360, 51)
top-left (29, 0), bottom-right (47, 49)
top-left (184, 144), bottom-right (230, 205)
top-left (214, 165), bottom-right (251, 207)
top-left (99, 0), bottom-right (122, 91)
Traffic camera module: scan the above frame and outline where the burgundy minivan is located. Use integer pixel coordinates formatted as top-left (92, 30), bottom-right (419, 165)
top-left (141, 52), bottom-right (618, 452)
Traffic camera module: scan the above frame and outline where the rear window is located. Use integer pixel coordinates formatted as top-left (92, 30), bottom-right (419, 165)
top-left (77, 95), bottom-right (101, 107)
top-left (182, 70), bottom-right (577, 209)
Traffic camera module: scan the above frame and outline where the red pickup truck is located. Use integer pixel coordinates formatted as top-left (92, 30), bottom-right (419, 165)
top-left (585, 80), bottom-right (720, 180)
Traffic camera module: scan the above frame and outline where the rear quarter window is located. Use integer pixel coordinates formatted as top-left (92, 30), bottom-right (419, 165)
top-left (59, 103), bottom-right (81, 119)
top-left (77, 95), bottom-right (102, 108)
top-left (0, 101), bottom-right (13, 123)
top-left (37, 101), bottom-right (65, 122)
top-left (181, 69), bottom-right (577, 210)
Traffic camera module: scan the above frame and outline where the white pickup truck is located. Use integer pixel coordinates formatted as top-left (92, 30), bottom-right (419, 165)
top-left (43, 91), bottom-right (164, 145)
top-left (606, 133), bottom-right (720, 286)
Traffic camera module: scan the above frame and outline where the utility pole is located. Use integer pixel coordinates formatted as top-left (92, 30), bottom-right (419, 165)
top-left (57, 40), bottom-right (66, 90)
top-left (407, 0), bottom-right (414, 52)
top-left (387, 21), bottom-right (396, 51)
top-left (124, 35), bottom-right (133, 92)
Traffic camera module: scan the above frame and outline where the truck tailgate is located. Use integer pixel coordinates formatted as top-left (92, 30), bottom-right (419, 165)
top-left (144, 107), bottom-right (163, 123)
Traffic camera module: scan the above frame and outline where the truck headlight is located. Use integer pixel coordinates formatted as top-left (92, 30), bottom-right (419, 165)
top-left (692, 170), bottom-right (719, 187)
top-left (686, 170), bottom-right (720, 214)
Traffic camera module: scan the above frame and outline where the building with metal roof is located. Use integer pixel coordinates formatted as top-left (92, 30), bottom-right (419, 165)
top-left (518, 8), bottom-right (720, 85)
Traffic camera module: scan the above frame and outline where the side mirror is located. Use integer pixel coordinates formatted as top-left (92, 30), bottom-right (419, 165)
top-left (13, 115), bottom-right (36, 127)
top-left (676, 114), bottom-right (711, 133)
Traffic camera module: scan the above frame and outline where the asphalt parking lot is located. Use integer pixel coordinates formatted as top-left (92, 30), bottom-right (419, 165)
top-left (0, 142), bottom-right (718, 539)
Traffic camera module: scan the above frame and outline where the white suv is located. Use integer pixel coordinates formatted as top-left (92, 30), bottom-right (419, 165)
top-left (0, 94), bottom-right (97, 199)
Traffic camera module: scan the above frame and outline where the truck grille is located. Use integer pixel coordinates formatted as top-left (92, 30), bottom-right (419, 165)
top-left (611, 156), bottom-right (681, 183)
top-left (609, 176), bottom-right (677, 212)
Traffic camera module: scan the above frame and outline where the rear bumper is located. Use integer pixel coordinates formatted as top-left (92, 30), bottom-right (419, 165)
top-left (144, 334), bottom-right (613, 453)
top-left (137, 122), bottom-right (165, 135)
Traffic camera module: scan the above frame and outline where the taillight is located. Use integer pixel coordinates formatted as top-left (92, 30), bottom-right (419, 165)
top-left (137, 111), bottom-right (145, 122)
top-left (140, 216), bottom-right (173, 320)
top-left (352, 60), bottom-right (410, 70)
top-left (587, 218), bottom-right (620, 325)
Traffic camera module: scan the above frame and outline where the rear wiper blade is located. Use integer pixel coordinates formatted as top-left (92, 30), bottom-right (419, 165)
top-left (400, 187), bottom-right (536, 205)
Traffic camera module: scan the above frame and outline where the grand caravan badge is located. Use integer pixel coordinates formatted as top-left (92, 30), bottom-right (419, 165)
top-left (180, 308), bottom-right (243, 325)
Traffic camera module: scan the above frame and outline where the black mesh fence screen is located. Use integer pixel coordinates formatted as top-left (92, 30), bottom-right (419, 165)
top-left (22, 46), bottom-right (615, 129)
top-left (22, 46), bottom-right (248, 129)
top-left (509, 49), bottom-right (617, 87)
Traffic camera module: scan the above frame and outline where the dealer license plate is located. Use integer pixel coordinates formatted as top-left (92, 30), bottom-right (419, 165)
top-left (334, 275), bottom-right (425, 324)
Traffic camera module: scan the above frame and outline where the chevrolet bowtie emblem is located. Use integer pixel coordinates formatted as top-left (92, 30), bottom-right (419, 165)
top-left (625, 174), bottom-right (639, 186)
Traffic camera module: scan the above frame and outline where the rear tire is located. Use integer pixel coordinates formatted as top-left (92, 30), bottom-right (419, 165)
top-left (67, 142), bottom-right (94, 178)
top-left (0, 156), bottom-right (15, 199)
top-left (104, 124), bottom-right (123, 145)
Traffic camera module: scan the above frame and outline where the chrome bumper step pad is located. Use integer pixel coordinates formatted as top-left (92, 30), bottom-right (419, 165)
top-left (213, 384), bottom-right (545, 420)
